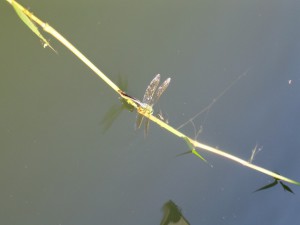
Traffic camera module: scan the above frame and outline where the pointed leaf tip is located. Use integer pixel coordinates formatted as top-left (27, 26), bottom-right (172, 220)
top-left (253, 180), bottom-right (278, 193)
top-left (280, 181), bottom-right (295, 194)
top-left (11, 1), bottom-right (56, 53)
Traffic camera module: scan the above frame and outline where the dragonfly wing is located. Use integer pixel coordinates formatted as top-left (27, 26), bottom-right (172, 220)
top-left (143, 74), bottom-right (161, 104)
top-left (135, 74), bottom-right (170, 135)
top-left (135, 113), bottom-right (144, 129)
top-left (144, 118), bottom-right (150, 136)
top-left (152, 78), bottom-right (171, 105)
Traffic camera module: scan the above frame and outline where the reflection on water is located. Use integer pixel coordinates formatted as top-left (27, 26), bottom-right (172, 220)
top-left (160, 200), bottom-right (190, 225)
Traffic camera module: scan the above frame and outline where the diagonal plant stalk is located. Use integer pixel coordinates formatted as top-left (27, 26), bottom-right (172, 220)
top-left (7, 0), bottom-right (300, 186)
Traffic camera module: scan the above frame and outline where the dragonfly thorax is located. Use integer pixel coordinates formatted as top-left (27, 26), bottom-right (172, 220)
top-left (138, 103), bottom-right (154, 115)
top-left (135, 74), bottom-right (171, 135)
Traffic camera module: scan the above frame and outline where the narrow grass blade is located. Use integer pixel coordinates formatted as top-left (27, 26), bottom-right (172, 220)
top-left (182, 136), bottom-right (207, 162)
top-left (11, 1), bottom-right (56, 52)
top-left (191, 149), bottom-right (207, 162)
top-left (279, 181), bottom-right (294, 194)
top-left (253, 179), bottom-right (278, 193)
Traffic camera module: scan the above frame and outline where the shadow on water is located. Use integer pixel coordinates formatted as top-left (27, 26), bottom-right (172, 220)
top-left (100, 75), bottom-right (135, 132)
top-left (160, 200), bottom-right (190, 225)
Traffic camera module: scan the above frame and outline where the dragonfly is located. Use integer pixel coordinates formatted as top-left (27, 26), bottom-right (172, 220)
top-left (135, 74), bottom-right (171, 135)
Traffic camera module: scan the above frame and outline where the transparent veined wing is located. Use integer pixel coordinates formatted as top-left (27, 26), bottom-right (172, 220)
top-left (135, 74), bottom-right (171, 135)
top-left (142, 74), bottom-right (161, 104)
top-left (135, 112), bottom-right (144, 129)
top-left (136, 74), bottom-right (160, 130)
top-left (151, 77), bottom-right (171, 106)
